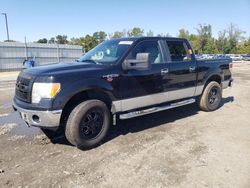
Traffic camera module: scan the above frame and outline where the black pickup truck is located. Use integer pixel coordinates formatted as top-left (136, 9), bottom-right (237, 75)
top-left (13, 37), bottom-right (233, 149)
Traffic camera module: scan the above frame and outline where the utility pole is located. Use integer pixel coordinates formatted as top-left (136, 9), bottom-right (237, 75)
top-left (1, 13), bottom-right (10, 41)
top-left (24, 36), bottom-right (28, 60)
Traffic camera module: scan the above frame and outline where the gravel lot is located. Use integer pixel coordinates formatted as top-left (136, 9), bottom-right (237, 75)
top-left (0, 62), bottom-right (250, 188)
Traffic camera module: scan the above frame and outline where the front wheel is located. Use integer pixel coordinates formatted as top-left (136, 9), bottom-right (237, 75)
top-left (65, 100), bottom-right (111, 150)
top-left (199, 81), bottom-right (222, 111)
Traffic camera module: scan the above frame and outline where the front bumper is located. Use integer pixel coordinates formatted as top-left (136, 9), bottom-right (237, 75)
top-left (13, 101), bottom-right (62, 128)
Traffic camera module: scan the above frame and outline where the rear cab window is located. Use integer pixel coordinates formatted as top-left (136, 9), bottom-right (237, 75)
top-left (166, 40), bottom-right (192, 62)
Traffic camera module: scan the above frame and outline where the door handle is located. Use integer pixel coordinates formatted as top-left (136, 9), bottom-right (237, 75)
top-left (189, 66), bottom-right (196, 72)
top-left (161, 68), bottom-right (169, 75)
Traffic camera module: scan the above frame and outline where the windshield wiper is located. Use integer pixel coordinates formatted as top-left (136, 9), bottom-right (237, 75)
top-left (80, 59), bottom-right (100, 64)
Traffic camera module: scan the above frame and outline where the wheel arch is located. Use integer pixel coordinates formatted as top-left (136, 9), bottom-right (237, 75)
top-left (197, 73), bottom-right (222, 98)
top-left (204, 74), bottom-right (222, 86)
top-left (59, 88), bottom-right (113, 129)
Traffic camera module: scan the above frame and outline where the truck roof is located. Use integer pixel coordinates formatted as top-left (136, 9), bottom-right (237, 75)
top-left (112, 36), bottom-right (187, 41)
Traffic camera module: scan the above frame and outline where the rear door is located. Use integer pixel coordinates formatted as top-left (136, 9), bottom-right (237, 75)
top-left (163, 39), bottom-right (197, 101)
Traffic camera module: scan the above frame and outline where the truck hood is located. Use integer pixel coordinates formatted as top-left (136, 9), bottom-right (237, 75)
top-left (22, 62), bottom-right (105, 76)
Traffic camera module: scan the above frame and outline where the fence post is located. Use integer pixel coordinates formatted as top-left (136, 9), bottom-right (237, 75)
top-left (57, 43), bottom-right (60, 63)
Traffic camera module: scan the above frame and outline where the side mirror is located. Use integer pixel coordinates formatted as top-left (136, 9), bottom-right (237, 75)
top-left (123, 53), bottom-right (150, 71)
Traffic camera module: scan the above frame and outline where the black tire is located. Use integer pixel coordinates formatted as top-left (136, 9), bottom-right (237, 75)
top-left (199, 81), bottom-right (222, 112)
top-left (65, 100), bottom-right (110, 149)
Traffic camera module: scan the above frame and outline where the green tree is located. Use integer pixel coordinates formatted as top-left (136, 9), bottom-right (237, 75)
top-left (128, 27), bottom-right (144, 37)
top-left (56, 35), bottom-right (68, 44)
top-left (196, 24), bottom-right (213, 54)
top-left (178, 29), bottom-right (200, 53)
top-left (156, 33), bottom-right (164, 37)
top-left (69, 32), bottom-right (105, 53)
top-left (93, 31), bottom-right (107, 45)
top-left (178, 29), bottom-right (189, 39)
top-left (110, 30), bottom-right (127, 39)
top-left (69, 37), bottom-right (85, 52)
top-left (146, 30), bottom-right (154, 37)
top-left (215, 30), bottom-right (227, 54)
top-left (203, 38), bottom-right (217, 54)
top-left (83, 35), bottom-right (96, 52)
top-left (189, 34), bottom-right (200, 54)
top-left (226, 23), bottom-right (245, 53)
top-left (237, 37), bottom-right (250, 54)
top-left (156, 33), bottom-right (171, 37)
top-left (48, 37), bottom-right (55, 44)
top-left (70, 37), bottom-right (84, 46)
top-left (37, 38), bottom-right (48, 43)
top-left (33, 24), bottom-right (250, 54)
top-left (111, 31), bottom-right (124, 39)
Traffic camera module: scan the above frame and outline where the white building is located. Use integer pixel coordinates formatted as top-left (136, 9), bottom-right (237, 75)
top-left (0, 42), bottom-right (83, 71)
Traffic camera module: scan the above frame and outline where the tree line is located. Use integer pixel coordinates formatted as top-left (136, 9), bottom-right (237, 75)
top-left (36, 24), bottom-right (250, 54)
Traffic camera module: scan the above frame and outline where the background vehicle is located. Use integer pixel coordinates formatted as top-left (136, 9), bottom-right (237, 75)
top-left (242, 54), bottom-right (250, 61)
top-left (229, 54), bottom-right (243, 61)
top-left (13, 37), bottom-right (233, 149)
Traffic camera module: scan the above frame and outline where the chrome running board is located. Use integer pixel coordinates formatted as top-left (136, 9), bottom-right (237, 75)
top-left (119, 98), bottom-right (196, 120)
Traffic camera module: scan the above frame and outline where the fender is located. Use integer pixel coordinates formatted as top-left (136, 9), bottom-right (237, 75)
top-left (52, 78), bottom-right (118, 110)
top-left (196, 65), bottom-right (223, 96)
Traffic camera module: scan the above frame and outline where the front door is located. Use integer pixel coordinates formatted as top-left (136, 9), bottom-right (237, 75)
top-left (119, 40), bottom-right (169, 111)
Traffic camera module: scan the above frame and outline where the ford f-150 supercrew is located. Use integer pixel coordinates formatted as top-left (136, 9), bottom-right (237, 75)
top-left (13, 37), bottom-right (233, 149)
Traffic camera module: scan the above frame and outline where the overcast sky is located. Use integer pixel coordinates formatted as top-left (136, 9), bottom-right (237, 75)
top-left (0, 0), bottom-right (250, 42)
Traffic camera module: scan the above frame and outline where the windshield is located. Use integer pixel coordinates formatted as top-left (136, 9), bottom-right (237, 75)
top-left (79, 39), bottom-right (133, 64)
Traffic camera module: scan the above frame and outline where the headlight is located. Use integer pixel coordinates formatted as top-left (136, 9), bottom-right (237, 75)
top-left (32, 83), bottom-right (61, 103)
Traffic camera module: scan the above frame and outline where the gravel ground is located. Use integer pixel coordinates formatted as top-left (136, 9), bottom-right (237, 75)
top-left (0, 62), bottom-right (250, 188)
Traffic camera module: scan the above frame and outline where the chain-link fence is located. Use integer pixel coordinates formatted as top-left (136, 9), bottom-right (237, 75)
top-left (0, 42), bottom-right (83, 71)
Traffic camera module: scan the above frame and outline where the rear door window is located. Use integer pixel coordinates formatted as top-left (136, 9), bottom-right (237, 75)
top-left (166, 41), bottom-right (191, 62)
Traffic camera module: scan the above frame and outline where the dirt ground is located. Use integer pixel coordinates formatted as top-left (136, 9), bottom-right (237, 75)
top-left (0, 62), bottom-right (250, 188)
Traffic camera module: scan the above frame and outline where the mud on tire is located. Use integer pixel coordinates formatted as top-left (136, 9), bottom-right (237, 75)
top-left (199, 81), bottom-right (222, 112)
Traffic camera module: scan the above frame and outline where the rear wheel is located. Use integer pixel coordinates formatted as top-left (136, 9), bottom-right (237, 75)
top-left (65, 100), bottom-right (110, 149)
top-left (199, 81), bottom-right (222, 111)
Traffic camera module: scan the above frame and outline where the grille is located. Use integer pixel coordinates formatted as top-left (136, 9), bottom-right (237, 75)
top-left (15, 75), bottom-right (31, 102)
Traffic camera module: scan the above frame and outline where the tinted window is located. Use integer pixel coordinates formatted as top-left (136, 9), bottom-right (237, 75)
top-left (127, 41), bottom-right (163, 64)
top-left (166, 41), bottom-right (191, 62)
